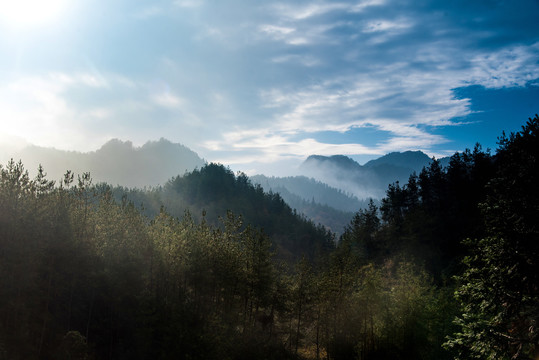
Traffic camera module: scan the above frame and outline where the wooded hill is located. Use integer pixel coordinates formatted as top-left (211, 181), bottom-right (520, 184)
top-left (113, 164), bottom-right (335, 262)
top-left (0, 115), bottom-right (537, 360)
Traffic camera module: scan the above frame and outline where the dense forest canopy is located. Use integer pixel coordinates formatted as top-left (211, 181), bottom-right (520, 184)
top-left (0, 115), bottom-right (537, 360)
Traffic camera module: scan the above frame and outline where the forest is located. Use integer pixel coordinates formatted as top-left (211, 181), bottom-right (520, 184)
top-left (0, 115), bottom-right (538, 360)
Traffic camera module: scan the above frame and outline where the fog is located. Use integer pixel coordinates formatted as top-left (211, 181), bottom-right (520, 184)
top-left (300, 156), bottom-right (397, 200)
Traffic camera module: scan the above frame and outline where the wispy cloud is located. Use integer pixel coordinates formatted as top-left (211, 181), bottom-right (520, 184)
top-left (272, 3), bottom-right (350, 20)
top-left (362, 18), bottom-right (413, 33)
top-left (132, 6), bottom-right (164, 20)
top-left (467, 43), bottom-right (539, 88)
top-left (152, 92), bottom-right (184, 108)
top-left (202, 35), bottom-right (538, 170)
top-left (271, 54), bottom-right (321, 66)
top-left (270, 0), bottom-right (384, 20)
top-left (174, 0), bottom-right (204, 8)
top-left (0, 71), bottom-right (192, 151)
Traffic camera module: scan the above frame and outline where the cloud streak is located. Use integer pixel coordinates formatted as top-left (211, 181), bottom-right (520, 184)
top-left (196, 0), bottom-right (539, 172)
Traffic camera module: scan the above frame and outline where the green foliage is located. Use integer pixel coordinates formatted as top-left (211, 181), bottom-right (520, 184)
top-left (312, 253), bottom-right (449, 360)
top-left (376, 144), bottom-right (495, 277)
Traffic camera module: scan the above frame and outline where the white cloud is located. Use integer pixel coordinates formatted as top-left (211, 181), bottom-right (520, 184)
top-left (208, 135), bottom-right (379, 165)
top-left (350, 0), bottom-right (386, 13)
top-left (362, 18), bottom-right (413, 33)
top-left (152, 92), bottom-right (184, 108)
top-left (279, 3), bottom-right (350, 20)
top-left (259, 24), bottom-right (297, 43)
top-left (2, 0), bottom-right (537, 176)
top-left (467, 42), bottom-right (539, 88)
top-left (259, 24), bottom-right (295, 36)
top-left (271, 54), bottom-right (321, 66)
top-left (202, 35), bottom-right (538, 170)
top-left (271, 0), bottom-right (384, 21)
top-left (132, 6), bottom-right (164, 19)
top-left (174, 0), bottom-right (203, 8)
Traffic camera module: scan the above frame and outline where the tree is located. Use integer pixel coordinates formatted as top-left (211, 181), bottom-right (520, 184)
top-left (446, 115), bottom-right (539, 360)
top-left (341, 199), bottom-right (381, 260)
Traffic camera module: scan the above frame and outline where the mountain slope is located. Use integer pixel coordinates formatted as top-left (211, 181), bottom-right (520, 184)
top-left (363, 150), bottom-right (432, 171)
top-left (250, 175), bottom-right (366, 213)
top-left (250, 175), bottom-right (372, 234)
top-left (115, 163), bottom-right (335, 261)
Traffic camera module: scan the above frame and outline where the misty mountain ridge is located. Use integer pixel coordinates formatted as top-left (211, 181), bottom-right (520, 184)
top-left (363, 150), bottom-right (433, 170)
top-left (251, 174), bottom-right (369, 235)
top-left (8, 138), bottom-right (205, 188)
top-left (300, 151), bottom-right (450, 199)
top-left (305, 155), bottom-right (363, 172)
top-left (251, 175), bottom-right (367, 213)
top-left (250, 152), bottom-right (438, 231)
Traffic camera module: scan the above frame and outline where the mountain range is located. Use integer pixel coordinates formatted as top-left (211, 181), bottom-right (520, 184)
top-left (250, 152), bottom-right (449, 233)
top-left (2, 138), bottom-right (448, 232)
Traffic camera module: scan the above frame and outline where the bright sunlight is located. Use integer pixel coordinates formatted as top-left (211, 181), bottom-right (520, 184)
top-left (0, 0), bottom-right (67, 29)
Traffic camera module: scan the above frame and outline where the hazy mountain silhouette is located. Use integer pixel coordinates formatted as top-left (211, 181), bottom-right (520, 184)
top-left (363, 151), bottom-right (432, 170)
top-left (251, 175), bottom-right (368, 235)
top-left (249, 152), bottom-right (449, 232)
top-left (265, 186), bottom-right (354, 235)
top-left (251, 175), bottom-right (367, 213)
top-left (300, 151), bottom-right (448, 199)
top-left (9, 138), bottom-right (205, 188)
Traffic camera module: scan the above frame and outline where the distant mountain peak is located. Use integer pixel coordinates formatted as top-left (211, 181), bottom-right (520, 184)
top-left (299, 150), bottom-right (445, 200)
top-left (303, 155), bottom-right (362, 170)
top-left (9, 138), bottom-right (205, 188)
top-left (142, 138), bottom-right (174, 147)
top-left (363, 150), bottom-right (431, 172)
top-left (98, 138), bottom-right (134, 152)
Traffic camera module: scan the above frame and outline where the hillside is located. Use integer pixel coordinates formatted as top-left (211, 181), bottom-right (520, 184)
top-left (363, 150), bottom-right (432, 170)
top-left (250, 175), bottom-right (369, 234)
top-left (250, 175), bottom-right (365, 213)
top-left (115, 163), bottom-right (335, 261)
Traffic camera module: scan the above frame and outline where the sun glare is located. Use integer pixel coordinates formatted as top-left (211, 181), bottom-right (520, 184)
top-left (0, 0), bottom-right (67, 29)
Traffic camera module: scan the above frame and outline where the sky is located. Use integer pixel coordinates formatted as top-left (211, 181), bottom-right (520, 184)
top-left (0, 0), bottom-right (538, 176)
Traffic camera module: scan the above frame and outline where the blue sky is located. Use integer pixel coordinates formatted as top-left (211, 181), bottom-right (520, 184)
top-left (0, 0), bottom-right (538, 175)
